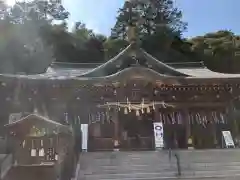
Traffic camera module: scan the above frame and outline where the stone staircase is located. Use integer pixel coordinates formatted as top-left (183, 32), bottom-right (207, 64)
top-left (78, 149), bottom-right (240, 180)
top-left (78, 151), bottom-right (177, 180)
top-left (179, 149), bottom-right (240, 178)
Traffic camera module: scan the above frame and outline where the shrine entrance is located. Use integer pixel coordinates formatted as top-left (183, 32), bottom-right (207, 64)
top-left (119, 110), bottom-right (155, 151)
top-left (163, 123), bottom-right (187, 149)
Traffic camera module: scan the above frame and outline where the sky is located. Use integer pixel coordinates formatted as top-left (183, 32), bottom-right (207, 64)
top-left (63, 0), bottom-right (240, 38)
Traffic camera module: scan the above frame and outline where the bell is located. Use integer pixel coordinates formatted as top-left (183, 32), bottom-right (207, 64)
top-left (22, 140), bottom-right (26, 148)
top-left (124, 108), bottom-right (128, 114)
top-left (136, 110), bottom-right (140, 116)
top-left (128, 104), bottom-right (131, 112)
top-left (147, 107), bottom-right (151, 113)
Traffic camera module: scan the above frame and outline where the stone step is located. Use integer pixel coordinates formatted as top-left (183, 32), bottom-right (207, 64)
top-left (78, 150), bottom-right (240, 180)
top-left (79, 175), bottom-right (240, 180)
top-left (81, 166), bottom-right (240, 175)
top-left (80, 170), bottom-right (240, 180)
top-left (81, 167), bottom-right (177, 175)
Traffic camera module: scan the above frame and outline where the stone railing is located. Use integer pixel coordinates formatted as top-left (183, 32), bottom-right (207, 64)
top-left (0, 154), bottom-right (13, 179)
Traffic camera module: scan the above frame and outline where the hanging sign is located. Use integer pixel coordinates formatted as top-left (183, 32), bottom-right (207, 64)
top-left (153, 122), bottom-right (164, 149)
top-left (222, 131), bottom-right (235, 148)
top-left (81, 124), bottom-right (88, 152)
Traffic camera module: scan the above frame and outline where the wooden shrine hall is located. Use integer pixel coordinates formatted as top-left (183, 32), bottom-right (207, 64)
top-left (1, 41), bottom-right (240, 152)
top-left (5, 114), bottom-right (73, 166)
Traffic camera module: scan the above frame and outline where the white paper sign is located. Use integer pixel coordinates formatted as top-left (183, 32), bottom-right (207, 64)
top-left (81, 124), bottom-right (88, 151)
top-left (153, 122), bottom-right (164, 149)
top-left (222, 131), bottom-right (235, 148)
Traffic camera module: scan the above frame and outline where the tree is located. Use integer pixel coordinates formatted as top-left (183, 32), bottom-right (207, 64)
top-left (111, 0), bottom-right (186, 39)
top-left (189, 30), bottom-right (240, 73)
top-left (110, 0), bottom-right (187, 62)
top-left (104, 38), bottom-right (129, 60)
top-left (47, 21), bottom-right (108, 63)
top-left (0, 0), bottom-right (69, 74)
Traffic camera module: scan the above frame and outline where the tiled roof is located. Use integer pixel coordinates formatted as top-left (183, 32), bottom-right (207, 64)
top-left (0, 43), bottom-right (240, 80)
top-left (2, 63), bottom-right (239, 80)
top-left (178, 67), bottom-right (240, 78)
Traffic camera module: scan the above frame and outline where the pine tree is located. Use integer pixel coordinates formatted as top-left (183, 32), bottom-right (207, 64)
top-left (111, 0), bottom-right (187, 40)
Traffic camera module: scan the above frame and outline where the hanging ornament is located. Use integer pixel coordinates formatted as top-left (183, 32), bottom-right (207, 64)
top-left (39, 140), bottom-right (45, 157)
top-left (128, 103), bottom-right (131, 112)
top-left (106, 102), bottom-right (110, 111)
top-left (153, 102), bottom-right (155, 110)
top-left (22, 140), bottom-right (26, 148)
top-left (141, 98), bottom-right (144, 113)
top-left (147, 106), bottom-right (151, 113)
top-left (31, 140), bottom-right (36, 157)
top-left (136, 110), bottom-right (140, 116)
top-left (55, 153), bottom-right (58, 161)
top-left (117, 102), bottom-right (121, 111)
top-left (124, 108), bottom-right (128, 114)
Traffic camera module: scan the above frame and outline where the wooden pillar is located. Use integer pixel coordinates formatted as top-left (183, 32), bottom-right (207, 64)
top-left (185, 110), bottom-right (193, 149)
top-left (154, 108), bottom-right (159, 122)
top-left (210, 111), bottom-right (217, 148)
top-left (113, 108), bottom-right (119, 151)
top-left (228, 101), bottom-right (238, 145)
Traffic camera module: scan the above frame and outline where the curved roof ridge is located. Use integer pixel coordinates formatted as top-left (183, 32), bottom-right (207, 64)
top-left (5, 114), bottom-right (66, 127)
top-left (79, 44), bottom-right (133, 77)
top-left (167, 61), bottom-right (205, 68)
top-left (85, 66), bottom-right (177, 82)
top-left (139, 49), bottom-right (189, 76)
top-left (180, 66), bottom-right (240, 78)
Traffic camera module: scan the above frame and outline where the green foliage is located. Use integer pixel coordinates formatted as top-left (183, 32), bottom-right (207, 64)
top-left (189, 30), bottom-right (240, 73)
top-left (1, 0), bottom-right (240, 74)
top-left (111, 0), bottom-right (187, 39)
top-left (0, 0), bottom-right (69, 74)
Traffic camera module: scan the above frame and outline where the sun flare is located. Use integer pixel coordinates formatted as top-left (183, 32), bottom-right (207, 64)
top-left (3, 0), bottom-right (16, 6)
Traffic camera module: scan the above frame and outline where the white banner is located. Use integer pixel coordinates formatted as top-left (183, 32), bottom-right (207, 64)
top-left (81, 124), bottom-right (88, 151)
top-left (222, 131), bottom-right (235, 148)
top-left (153, 122), bottom-right (164, 149)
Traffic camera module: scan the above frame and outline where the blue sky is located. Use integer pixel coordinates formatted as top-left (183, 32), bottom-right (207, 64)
top-left (63, 0), bottom-right (240, 38)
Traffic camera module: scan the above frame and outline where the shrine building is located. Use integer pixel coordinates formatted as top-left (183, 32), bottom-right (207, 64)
top-left (1, 41), bottom-right (240, 152)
